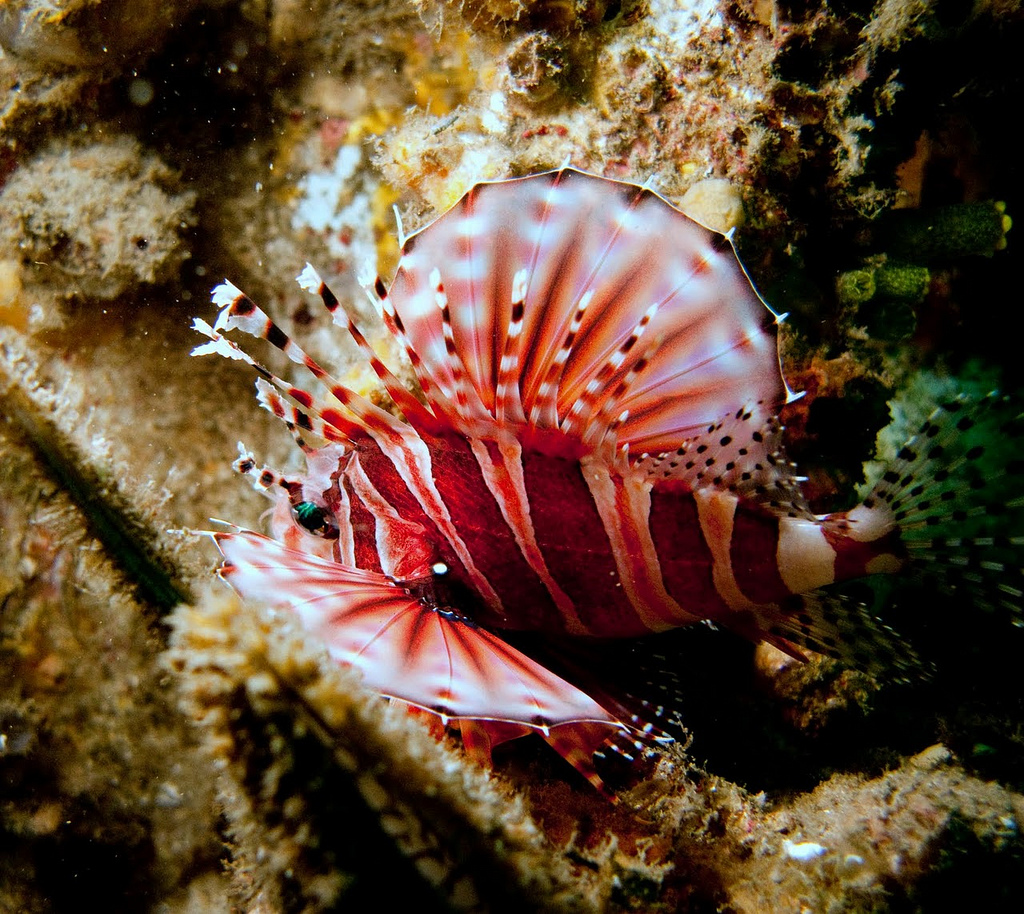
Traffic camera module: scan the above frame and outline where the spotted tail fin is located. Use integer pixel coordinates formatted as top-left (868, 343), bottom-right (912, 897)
top-left (843, 393), bottom-right (1024, 623)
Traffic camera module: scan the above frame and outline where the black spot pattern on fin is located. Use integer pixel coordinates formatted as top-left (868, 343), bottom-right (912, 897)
top-left (636, 402), bottom-right (814, 519)
top-left (762, 591), bottom-right (927, 681)
top-left (625, 648), bottom-right (689, 726)
top-left (862, 393), bottom-right (1024, 623)
top-left (903, 536), bottom-right (1024, 621)
top-left (593, 697), bottom-right (686, 765)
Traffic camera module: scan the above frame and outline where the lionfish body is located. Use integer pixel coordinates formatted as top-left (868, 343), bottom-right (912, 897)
top-left (193, 168), bottom-right (1019, 792)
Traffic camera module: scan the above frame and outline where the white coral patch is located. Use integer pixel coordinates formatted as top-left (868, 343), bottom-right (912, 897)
top-left (291, 145), bottom-right (375, 267)
top-left (650, 0), bottom-right (723, 54)
top-left (292, 145), bottom-right (361, 233)
top-left (783, 839), bottom-right (828, 862)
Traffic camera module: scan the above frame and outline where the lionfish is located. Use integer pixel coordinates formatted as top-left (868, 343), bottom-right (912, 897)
top-left (193, 167), bottom-right (1022, 794)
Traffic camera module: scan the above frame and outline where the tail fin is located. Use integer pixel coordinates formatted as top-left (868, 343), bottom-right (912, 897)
top-left (851, 392), bottom-right (1024, 623)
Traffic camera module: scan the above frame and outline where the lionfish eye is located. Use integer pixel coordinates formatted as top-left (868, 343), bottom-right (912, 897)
top-left (292, 501), bottom-right (337, 537)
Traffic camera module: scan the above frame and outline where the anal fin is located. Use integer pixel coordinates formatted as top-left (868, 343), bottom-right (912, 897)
top-left (757, 588), bottom-right (926, 680)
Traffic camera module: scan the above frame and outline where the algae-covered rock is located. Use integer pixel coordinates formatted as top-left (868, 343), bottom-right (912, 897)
top-left (0, 391), bottom-right (224, 911)
top-left (0, 134), bottom-right (196, 312)
top-left (0, 0), bottom-right (201, 69)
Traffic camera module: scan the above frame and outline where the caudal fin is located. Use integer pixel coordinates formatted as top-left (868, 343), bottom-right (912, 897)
top-left (850, 393), bottom-right (1024, 623)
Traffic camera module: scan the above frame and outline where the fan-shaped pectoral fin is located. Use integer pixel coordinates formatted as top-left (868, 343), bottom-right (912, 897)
top-left (212, 528), bottom-right (629, 792)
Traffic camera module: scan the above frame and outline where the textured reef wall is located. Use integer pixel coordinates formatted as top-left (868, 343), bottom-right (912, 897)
top-left (1, 0), bottom-right (1023, 911)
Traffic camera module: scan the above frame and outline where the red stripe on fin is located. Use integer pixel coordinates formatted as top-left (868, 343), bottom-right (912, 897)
top-left (386, 167), bottom-right (789, 453)
top-left (192, 318), bottom-right (360, 443)
top-left (212, 529), bottom-right (631, 788)
top-left (254, 378), bottom-right (356, 446)
top-left (297, 263), bottom-right (436, 428)
top-left (202, 280), bottom-right (411, 442)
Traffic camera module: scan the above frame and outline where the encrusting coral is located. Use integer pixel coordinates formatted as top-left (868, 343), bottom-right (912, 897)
top-left (0, 134), bottom-right (196, 326)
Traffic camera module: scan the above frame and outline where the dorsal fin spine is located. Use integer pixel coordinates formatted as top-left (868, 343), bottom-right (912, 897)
top-left (254, 378), bottom-right (355, 447)
top-left (192, 317), bottom-right (361, 443)
top-left (561, 302), bottom-right (658, 441)
top-left (358, 265), bottom-right (448, 435)
top-left (205, 280), bottom-right (409, 441)
top-left (521, 183), bottom-right (649, 414)
top-left (495, 268), bottom-right (529, 424)
top-left (517, 169), bottom-right (572, 408)
top-left (297, 264), bottom-right (435, 428)
top-left (584, 332), bottom-right (662, 450)
top-left (526, 289), bottom-right (594, 429)
top-left (430, 267), bottom-right (490, 425)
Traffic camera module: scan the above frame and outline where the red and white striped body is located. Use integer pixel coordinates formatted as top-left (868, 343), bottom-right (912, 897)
top-left (324, 426), bottom-right (905, 642)
top-left (193, 168), bottom-right (913, 793)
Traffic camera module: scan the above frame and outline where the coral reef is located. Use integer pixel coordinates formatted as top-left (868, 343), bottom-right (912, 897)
top-left (0, 0), bottom-right (1022, 910)
top-left (664, 744), bottom-right (1024, 912)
